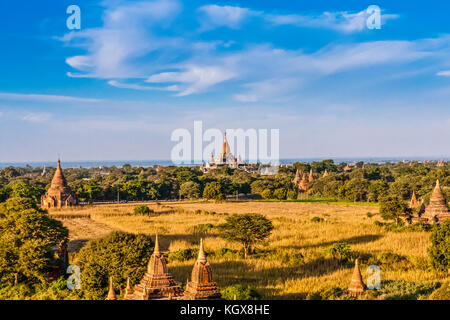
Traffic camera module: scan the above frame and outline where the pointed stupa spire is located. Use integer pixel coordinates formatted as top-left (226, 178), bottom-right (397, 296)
top-left (309, 169), bottom-right (314, 182)
top-left (154, 234), bottom-right (160, 256)
top-left (347, 259), bottom-right (366, 297)
top-left (106, 277), bottom-right (117, 300)
top-left (323, 169), bottom-right (329, 178)
top-left (198, 238), bottom-right (207, 262)
top-left (409, 190), bottom-right (419, 208)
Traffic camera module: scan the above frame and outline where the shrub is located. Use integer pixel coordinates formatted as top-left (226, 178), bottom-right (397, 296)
top-left (192, 223), bottom-right (214, 235)
top-left (429, 220), bottom-right (450, 272)
top-left (307, 287), bottom-right (346, 300)
top-left (167, 248), bottom-right (199, 262)
top-left (286, 191), bottom-right (297, 200)
top-left (261, 189), bottom-right (272, 200)
top-left (221, 284), bottom-right (261, 300)
top-left (133, 205), bottom-right (153, 215)
top-left (325, 242), bottom-right (352, 263)
top-left (311, 217), bottom-right (325, 223)
top-left (273, 188), bottom-right (287, 200)
top-left (376, 280), bottom-right (440, 300)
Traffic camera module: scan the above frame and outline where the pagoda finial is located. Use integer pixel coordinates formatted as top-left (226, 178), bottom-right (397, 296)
top-left (154, 234), bottom-right (160, 255)
top-left (106, 276), bottom-right (117, 300)
top-left (198, 238), bottom-right (207, 262)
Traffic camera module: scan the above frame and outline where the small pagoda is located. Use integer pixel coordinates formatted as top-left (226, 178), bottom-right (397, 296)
top-left (421, 180), bottom-right (450, 224)
top-left (182, 239), bottom-right (222, 300)
top-left (125, 235), bottom-right (183, 300)
top-left (308, 169), bottom-right (314, 183)
top-left (409, 191), bottom-right (419, 209)
top-left (347, 259), bottom-right (366, 297)
top-left (299, 174), bottom-right (309, 192)
top-left (41, 159), bottom-right (78, 209)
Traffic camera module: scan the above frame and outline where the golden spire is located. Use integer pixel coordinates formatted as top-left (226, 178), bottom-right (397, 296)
top-left (222, 132), bottom-right (228, 155)
top-left (198, 238), bottom-right (207, 262)
top-left (106, 277), bottom-right (117, 300)
top-left (154, 234), bottom-right (160, 256)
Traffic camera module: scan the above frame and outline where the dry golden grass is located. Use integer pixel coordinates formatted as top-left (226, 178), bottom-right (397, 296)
top-left (53, 200), bottom-right (447, 299)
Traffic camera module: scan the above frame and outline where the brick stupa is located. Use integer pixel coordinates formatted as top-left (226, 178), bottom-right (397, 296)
top-left (125, 235), bottom-right (183, 300)
top-left (409, 191), bottom-right (419, 209)
top-left (422, 180), bottom-right (450, 224)
top-left (41, 160), bottom-right (78, 209)
top-left (182, 239), bottom-right (222, 300)
top-left (347, 259), bottom-right (366, 297)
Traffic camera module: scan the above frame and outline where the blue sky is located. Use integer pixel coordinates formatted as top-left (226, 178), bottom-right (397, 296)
top-left (0, 0), bottom-right (449, 162)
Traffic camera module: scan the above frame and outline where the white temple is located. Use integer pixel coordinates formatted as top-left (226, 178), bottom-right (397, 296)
top-left (201, 133), bottom-right (248, 172)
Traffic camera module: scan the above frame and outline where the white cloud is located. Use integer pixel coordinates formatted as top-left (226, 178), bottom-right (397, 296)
top-left (146, 65), bottom-right (236, 96)
top-left (21, 112), bottom-right (52, 123)
top-left (108, 80), bottom-right (179, 91)
top-left (265, 10), bottom-right (399, 33)
top-left (437, 70), bottom-right (450, 76)
top-left (197, 4), bottom-right (259, 30)
top-left (0, 92), bottom-right (102, 103)
top-left (61, 0), bottom-right (182, 79)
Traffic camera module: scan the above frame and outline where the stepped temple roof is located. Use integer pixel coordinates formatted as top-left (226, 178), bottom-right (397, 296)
top-left (182, 239), bottom-right (222, 300)
top-left (41, 160), bottom-right (78, 209)
top-left (423, 180), bottom-right (450, 223)
top-left (347, 259), bottom-right (366, 297)
top-left (125, 235), bottom-right (183, 300)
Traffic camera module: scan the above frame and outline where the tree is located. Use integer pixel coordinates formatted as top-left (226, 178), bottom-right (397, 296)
top-left (273, 188), bottom-right (287, 200)
top-left (179, 181), bottom-right (201, 199)
top-left (379, 195), bottom-right (411, 225)
top-left (261, 189), bottom-right (272, 200)
top-left (218, 214), bottom-right (274, 258)
top-left (429, 220), bottom-right (450, 273)
top-left (75, 231), bottom-right (153, 299)
top-left (0, 198), bottom-right (68, 284)
top-left (8, 181), bottom-right (44, 203)
top-left (203, 182), bottom-right (224, 201)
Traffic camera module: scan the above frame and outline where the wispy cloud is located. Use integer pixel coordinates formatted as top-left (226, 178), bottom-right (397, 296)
top-left (146, 65), bottom-right (236, 96)
top-left (437, 70), bottom-right (450, 76)
top-left (197, 4), bottom-right (260, 30)
top-left (108, 80), bottom-right (179, 91)
top-left (21, 112), bottom-right (52, 123)
top-left (265, 10), bottom-right (399, 33)
top-left (0, 92), bottom-right (102, 103)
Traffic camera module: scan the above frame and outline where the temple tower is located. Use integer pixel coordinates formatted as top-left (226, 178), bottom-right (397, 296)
top-left (182, 239), bottom-right (222, 300)
top-left (126, 235), bottom-right (183, 300)
top-left (347, 259), bottom-right (366, 297)
top-left (308, 169), bottom-right (314, 182)
top-left (423, 180), bottom-right (450, 223)
top-left (40, 160), bottom-right (78, 209)
top-left (409, 191), bottom-right (419, 209)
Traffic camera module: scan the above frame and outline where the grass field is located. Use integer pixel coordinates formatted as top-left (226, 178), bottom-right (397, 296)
top-left (50, 200), bottom-right (448, 299)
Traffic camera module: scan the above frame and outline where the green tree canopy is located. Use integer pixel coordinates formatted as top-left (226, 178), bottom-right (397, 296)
top-left (0, 197), bottom-right (68, 284)
top-left (75, 231), bottom-right (153, 299)
top-left (218, 213), bottom-right (274, 258)
top-left (428, 220), bottom-right (450, 272)
top-left (203, 182), bottom-right (224, 201)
